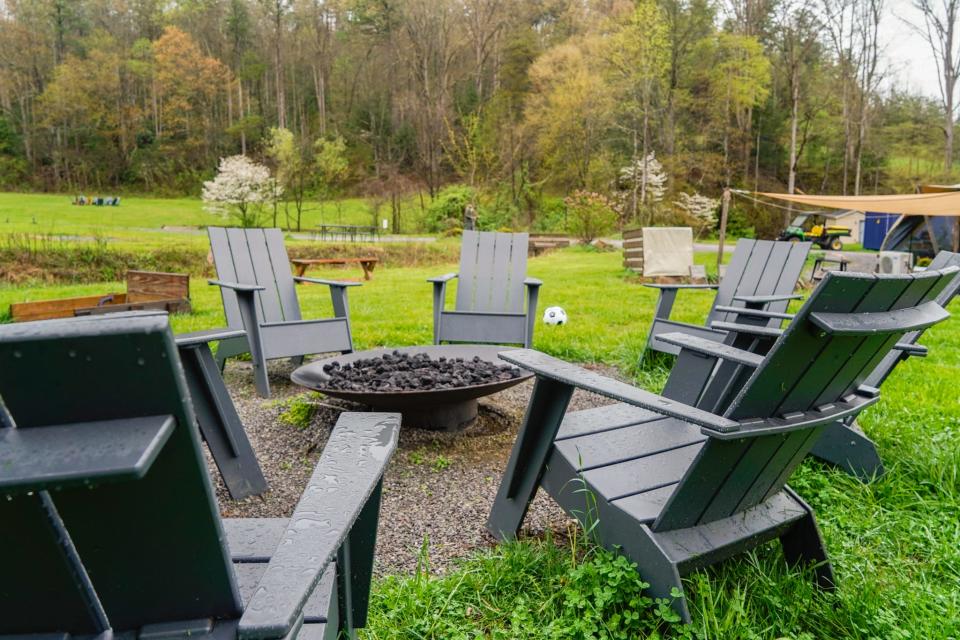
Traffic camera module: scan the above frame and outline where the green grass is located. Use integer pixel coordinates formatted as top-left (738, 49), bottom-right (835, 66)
top-left (0, 191), bottom-right (425, 244)
top-left (1, 246), bottom-right (958, 637)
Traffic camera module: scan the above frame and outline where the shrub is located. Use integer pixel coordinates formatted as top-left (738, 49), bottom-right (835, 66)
top-left (564, 190), bottom-right (617, 243)
top-left (425, 185), bottom-right (477, 232)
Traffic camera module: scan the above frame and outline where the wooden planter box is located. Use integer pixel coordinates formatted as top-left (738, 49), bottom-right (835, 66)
top-left (10, 271), bottom-right (191, 322)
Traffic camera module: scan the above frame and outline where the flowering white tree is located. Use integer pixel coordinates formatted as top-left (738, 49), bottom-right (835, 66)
top-left (202, 155), bottom-right (280, 227)
top-left (675, 191), bottom-right (719, 238)
top-left (620, 152), bottom-right (667, 203)
top-left (615, 151), bottom-right (668, 224)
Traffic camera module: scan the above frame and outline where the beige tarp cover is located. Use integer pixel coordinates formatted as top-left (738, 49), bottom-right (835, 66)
top-left (754, 190), bottom-right (960, 216)
top-left (642, 227), bottom-right (693, 276)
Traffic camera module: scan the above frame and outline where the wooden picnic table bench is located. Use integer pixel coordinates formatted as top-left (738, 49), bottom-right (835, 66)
top-left (291, 256), bottom-right (379, 281)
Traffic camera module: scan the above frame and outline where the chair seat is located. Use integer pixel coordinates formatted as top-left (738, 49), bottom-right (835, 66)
top-left (549, 404), bottom-right (707, 523)
top-left (224, 518), bottom-right (336, 630)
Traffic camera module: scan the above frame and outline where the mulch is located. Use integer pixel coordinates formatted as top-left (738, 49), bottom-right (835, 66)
top-left (210, 358), bottom-right (619, 575)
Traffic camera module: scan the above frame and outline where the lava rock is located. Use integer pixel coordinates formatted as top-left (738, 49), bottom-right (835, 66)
top-left (320, 350), bottom-right (523, 392)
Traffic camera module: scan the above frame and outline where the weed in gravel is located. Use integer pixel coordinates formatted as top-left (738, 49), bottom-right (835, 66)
top-left (278, 393), bottom-right (321, 429)
top-left (431, 455), bottom-right (451, 472)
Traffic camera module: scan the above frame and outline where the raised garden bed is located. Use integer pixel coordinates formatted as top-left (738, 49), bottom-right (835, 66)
top-left (10, 270), bottom-right (191, 322)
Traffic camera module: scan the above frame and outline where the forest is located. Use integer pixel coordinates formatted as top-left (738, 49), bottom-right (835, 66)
top-left (0, 0), bottom-right (957, 234)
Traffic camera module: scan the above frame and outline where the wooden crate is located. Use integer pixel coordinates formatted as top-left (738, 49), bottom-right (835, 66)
top-left (622, 228), bottom-right (644, 271)
top-left (10, 271), bottom-right (191, 322)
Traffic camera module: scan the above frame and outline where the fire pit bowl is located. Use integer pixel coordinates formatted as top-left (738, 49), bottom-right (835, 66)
top-left (291, 345), bottom-right (533, 431)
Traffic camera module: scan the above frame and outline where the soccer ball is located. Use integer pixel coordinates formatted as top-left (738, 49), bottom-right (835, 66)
top-left (543, 306), bottom-right (568, 326)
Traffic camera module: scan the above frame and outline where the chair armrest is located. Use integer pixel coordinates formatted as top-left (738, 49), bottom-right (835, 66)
top-left (498, 349), bottom-right (739, 433)
top-left (892, 342), bottom-right (928, 357)
top-left (0, 415), bottom-right (175, 495)
top-left (643, 283), bottom-right (719, 290)
top-left (428, 273), bottom-right (458, 284)
top-left (175, 328), bottom-right (246, 347)
top-left (238, 413), bottom-right (400, 639)
top-left (712, 391), bottom-right (879, 440)
top-left (293, 276), bottom-right (362, 287)
top-left (657, 332), bottom-right (765, 367)
top-left (208, 280), bottom-right (266, 293)
top-left (713, 305), bottom-right (795, 321)
top-left (811, 301), bottom-right (949, 335)
top-left (710, 321), bottom-right (785, 339)
top-left (732, 293), bottom-right (802, 306)
top-left (524, 277), bottom-right (543, 287)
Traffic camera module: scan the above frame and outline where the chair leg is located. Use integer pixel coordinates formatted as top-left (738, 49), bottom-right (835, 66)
top-left (234, 290), bottom-right (271, 398)
top-left (179, 343), bottom-right (268, 500)
top-left (780, 487), bottom-right (835, 591)
top-left (808, 420), bottom-right (884, 481)
top-left (600, 512), bottom-right (691, 623)
top-left (642, 289), bottom-right (680, 361)
top-left (290, 355), bottom-right (305, 367)
top-left (487, 377), bottom-right (573, 540)
top-left (337, 480), bottom-right (384, 635)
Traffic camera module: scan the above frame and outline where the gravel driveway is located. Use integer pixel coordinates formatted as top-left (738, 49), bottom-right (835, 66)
top-left (209, 358), bottom-right (620, 575)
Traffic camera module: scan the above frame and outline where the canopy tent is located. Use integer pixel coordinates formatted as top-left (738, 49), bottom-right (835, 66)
top-left (739, 188), bottom-right (960, 257)
top-left (751, 189), bottom-right (960, 217)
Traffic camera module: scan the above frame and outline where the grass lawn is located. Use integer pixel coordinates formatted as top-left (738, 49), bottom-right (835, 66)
top-left (1, 247), bottom-right (958, 637)
top-left (0, 192), bottom-right (423, 244)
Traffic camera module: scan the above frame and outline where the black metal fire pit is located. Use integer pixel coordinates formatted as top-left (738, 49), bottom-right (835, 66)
top-left (291, 345), bottom-right (532, 431)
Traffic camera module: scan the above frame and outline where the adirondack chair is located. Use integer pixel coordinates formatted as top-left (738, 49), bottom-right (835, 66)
top-left (644, 238), bottom-right (811, 358)
top-left (807, 250), bottom-right (960, 478)
top-left (661, 250), bottom-right (960, 480)
top-left (429, 230), bottom-right (542, 348)
top-left (0, 313), bottom-right (399, 638)
top-left (209, 227), bottom-right (358, 398)
top-left (488, 267), bottom-right (956, 622)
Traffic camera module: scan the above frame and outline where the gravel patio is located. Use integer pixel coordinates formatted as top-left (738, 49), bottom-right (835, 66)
top-left (210, 358), bottom-right (619, 575)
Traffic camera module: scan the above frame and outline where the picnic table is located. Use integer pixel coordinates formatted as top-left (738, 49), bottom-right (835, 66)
top-left (291, 256), bottom-right (379, 281)
top-left (315, 224), bottom-right (380, 242)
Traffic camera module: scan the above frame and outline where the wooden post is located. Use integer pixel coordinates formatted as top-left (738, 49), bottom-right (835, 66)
top-left (718, 189), bottom-right (731, 273)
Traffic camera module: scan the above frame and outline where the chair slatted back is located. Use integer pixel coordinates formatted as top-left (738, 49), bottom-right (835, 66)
top-left (209, 227), bottom-right (302, 327)
top-left (455, 230), bottom-right (529, 313)
top-left (0, 485), bottom-right (104, 634)
top-left (0, 314), bottom-right (241, 633)
top-left (707, 239), bottom-right (812, 325)
top-left (654, 268), bottom-right (956, 532)
top-left (864, 251), bottom-right (960, 388)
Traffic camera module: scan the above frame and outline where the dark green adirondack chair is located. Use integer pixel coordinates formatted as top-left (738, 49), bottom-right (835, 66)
top-left (807, 250), bottom-right (960, 478)
top-left (488, 267), bottom-right (955, 622)
top-left (644, 238), bottom-right (811, 358)
top-left (659, 250), bottom-right (960, 479)
top-left (209, 227), bottom-right (359, 398)
top-left (429, 230), bottom-right (542, 347)
top-left (0, 313), bottom-right (398, 639)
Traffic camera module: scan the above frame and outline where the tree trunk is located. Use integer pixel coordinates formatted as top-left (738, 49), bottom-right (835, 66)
top-left (946, 69), bottom-right (956, 171)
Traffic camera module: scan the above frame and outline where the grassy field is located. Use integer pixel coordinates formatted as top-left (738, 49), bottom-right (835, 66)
top-left (0, 192), bottom-right (414, 243)
top-left (1, 244), bottom-right (958, 637)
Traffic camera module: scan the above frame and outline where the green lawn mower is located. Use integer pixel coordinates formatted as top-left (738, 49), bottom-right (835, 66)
top-left (778, 212), bottom-right (852, 250)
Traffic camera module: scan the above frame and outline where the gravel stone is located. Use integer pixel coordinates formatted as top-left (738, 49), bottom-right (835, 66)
top-left (209, 357), bottom-right (624, 575)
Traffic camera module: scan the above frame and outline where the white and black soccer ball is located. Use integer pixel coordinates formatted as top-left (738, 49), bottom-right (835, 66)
top-left (543, 306), bottom-right (568, 326)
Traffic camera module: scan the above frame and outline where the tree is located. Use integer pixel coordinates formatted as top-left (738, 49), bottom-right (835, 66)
top-left (908, 0), bottom-right (960, 170)
top-left (605, 1), bottom-right (669, 222)
top-left (265, 126), bottom-right (312, 229)
top-left (674, 191), bottom-right (719, 238)
top-left (776, 1), bottom-right (822, 201)
top-left (313, 135), bottom-right (348, 229)
top-left (202, 155), bottom-right (278, 227)
top-left (524, 38), bottom-right (614, 190)
top-left (706, 33), bottom-right (772, 185)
